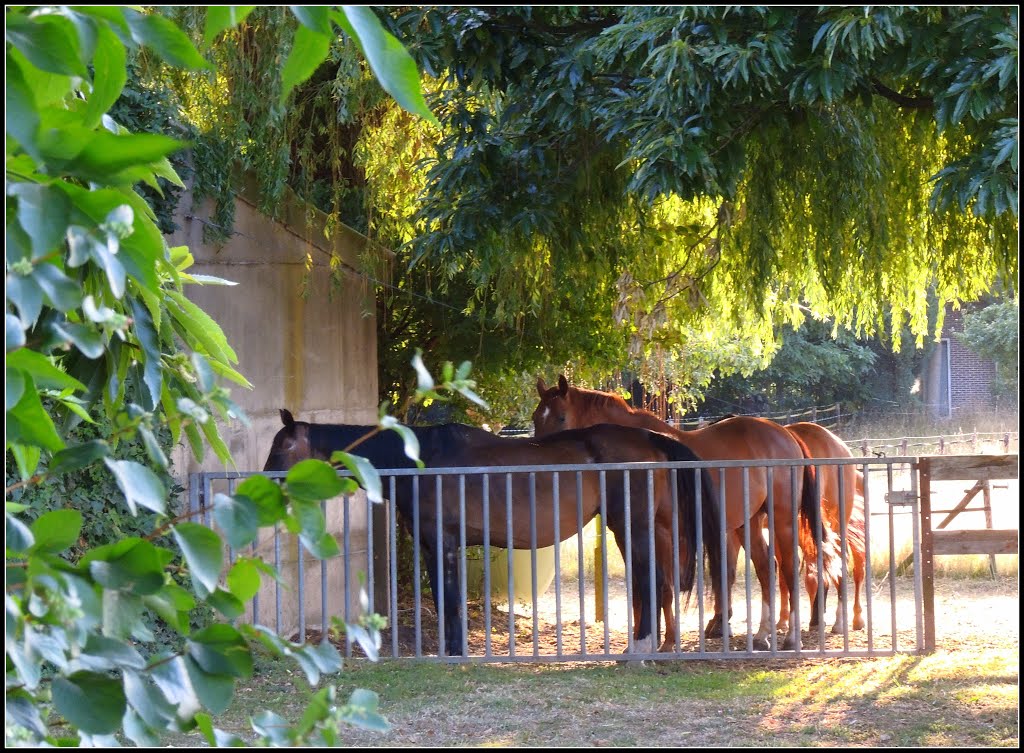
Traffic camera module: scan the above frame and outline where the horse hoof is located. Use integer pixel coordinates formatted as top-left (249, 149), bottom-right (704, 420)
top-left (852, 618), bottom-right (866, 631)
top-left (831, 623), bottom-right (844, 635)
top-left (753, 637), bottom-right (771, 651)
top-left (782, 636), bottom-right (801, 651)
top-left (658, 640), bottom-right (675, 653)
top-left (704, 618), bottom-right (723, 638)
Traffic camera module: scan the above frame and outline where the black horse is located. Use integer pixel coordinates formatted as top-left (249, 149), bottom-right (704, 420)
top-left (263, 409), bottom-right (725, 657)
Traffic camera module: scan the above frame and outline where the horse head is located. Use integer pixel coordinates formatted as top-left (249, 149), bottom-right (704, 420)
top-left (263, 408), bottom-right (313, 471)
top-left (532, 374), bottom-right (575, 436)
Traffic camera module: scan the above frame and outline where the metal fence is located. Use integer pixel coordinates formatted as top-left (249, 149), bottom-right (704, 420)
top-left (190, 455), bottom-right (940, 664)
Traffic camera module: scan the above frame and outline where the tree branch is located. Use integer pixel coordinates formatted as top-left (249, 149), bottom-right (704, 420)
top-left (870, 78), bottom-right (934, 109)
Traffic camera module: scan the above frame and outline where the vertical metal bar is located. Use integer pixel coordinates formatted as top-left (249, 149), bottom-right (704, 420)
top-left (718, 467), bottom-right (729, 654)
top-left (694, 467), bottom-right (706, 656)
top-left (814, 461), bottom-right (827, 655)
top-left (765, 465), bottom-right (777, 657)
top-left (459, 474), bottom-right (468, 657)
top-left (622, 470), bottom-right (634, 652)
top-left (599, 471), bottom-right (610, 654)
top-left (741, 467), bottom-right (752, 653)
top-left (529, 472), bottom-right (539, 657)
top-left (412, 476), bottom-right (422, 659)
top-left (670, 468), bottom-right (680, 652)
top-left (862, 461), bottom-right (874, 653)
top-left (910, 463), bottom-right (924, 653)
top-left (576, 471), bottom-right (587, 657)
top-left (886, 464), bottom-right (898, 654)
top-left (274, 522), bottom-right (282, 635)
top-left (435, 475), bottom-right (445, 657)
top-left (646, 469), bottom-right (657, 655)
top-left (553, 472), bottom-right (563, 658)
top-left (324, 498), bottom-right (331, 647)
top-left (389, 476), bottom-right (398, 659)
top-left (837, 461), bottom-right (850, 652)
top-left (506, 473), bottom-right (515, 659)
top-left (482, 474), bottom-right (492, 659)
top-left (366, 486), bottom-right (375, 616)
top-left (789, 465), bottom-right (800, 657)
top-left (297, 528), bottom-right (305, 644)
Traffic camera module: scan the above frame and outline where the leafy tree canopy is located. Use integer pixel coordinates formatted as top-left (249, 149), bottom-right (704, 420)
top-left (142, 7), bottom-right (1017, 416)
top-left (387, 5), bottom-right (1017, 367)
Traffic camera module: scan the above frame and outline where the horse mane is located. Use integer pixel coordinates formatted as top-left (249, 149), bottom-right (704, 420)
top-left (570, 384), bottom-right (661, 422)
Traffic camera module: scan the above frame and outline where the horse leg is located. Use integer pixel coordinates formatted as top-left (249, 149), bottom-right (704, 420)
top-left (631, 537), bottom-right (658, 655)
top-left (656, 523), bottom-right (677, 651)
top-left (705, 530), bottom-right (737, 640)
top-left (746, 520), bottom-right (775, 651)
top-left (440, 535), bottom-right (463, 656)
top-left (775, 527), bottom-right (803, 651)
top-left (849, 543), bottom-right (866, 632)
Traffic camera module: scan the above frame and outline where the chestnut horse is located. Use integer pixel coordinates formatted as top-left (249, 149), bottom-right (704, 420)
top-left (533, 376), bottom-right (841, 651)
top-left (783, 422), bottom-right (867, 634)
top-left (263, 409), bottom-right (724, 656)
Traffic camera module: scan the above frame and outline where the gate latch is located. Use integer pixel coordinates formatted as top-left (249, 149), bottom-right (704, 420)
top-left (886, 490), bottom-right (917, 506)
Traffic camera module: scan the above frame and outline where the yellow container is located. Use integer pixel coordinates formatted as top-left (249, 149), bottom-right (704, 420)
top-left (465, 544), bottom-right (557, 603)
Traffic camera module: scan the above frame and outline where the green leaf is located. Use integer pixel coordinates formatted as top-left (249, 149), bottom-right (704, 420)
top-left (33, 262), bottom-right (83, 312)
top-left (50, 321), bottom-right (103, 359)
top-left (142, 583), bottom-right (195, 635)
top-left (48, 439), bottom-right (110, 476)
top-left (7, 313), bottom-right (27, 353)
top-left (251, 710), bottom-right (291, 746)
top-left (83, 23), bottom-right (127, 128)
top-left (6, 367), bottom-right (26, 411)
top-left (5, 14), bottom-right (88, 77)
top-left (51, 673), bottom-right (127, 735)
top-left (104, 458), bottom-right (168, 516)
top-left (380, 417), bottom-right (423, 465)
top-left (205, 588), bottom-right (245, 620)
top-left (289, 6), bottom-right (333, 35)
top-left (5, 54), bottom-right (41, 158)
top-left (301, 530), bottom-right (341, 560)
top-left (5, 274), bottom-right (43, 329)
top-left (76, 633), bottom-right (146, 672)
top-left (61, 131), bottom-right (185, 182)
top-left (188, 623), bottom-right (253, 678)
top-left (9, 444), bottom-right (42, 481)
top-left (335, 6), bottom-right (439, 126)
top-left (184, 655), bottom-right (235, 715)
top-left (286, 459), bottom-right (346, 502)
top-left (10, 182), bottom-right (71, 259)
top-left (330, 451), bottom-right (383, 503)
top-left (234, 475), bottom-right (287, 526)
top-left (29, 509), bottom-right (82, 554)
top-left (339, 687), bottom-right (390, 732)
top-left (124, 670), bottom-right (179, 730)
top-left (173, 522), bottom-right (224, 594)
top-left (6, 381), bottom-right (64, 452)
top-left (226, 558), bottom-right (261, 603)
top-left (411, 349), bottom-right (434, 392)
top-left (165, 289), bottom-right (238, 365)
top-left (6, 513), bottom-right (35, 553)
top-left (130, 297), bottom-right (163, 408)
top-left (203, 6), bottom-right (256, 47)
top-left (6, 348), bottom-right (87, 391)
top-left (212, 493), bottom-right (259, 550)
top-left (84, 539), bottom-right (171, 595)
top-left (123, 8), bottom-right (213, 70)
top-left (279, 23), bottom-right (331, 106)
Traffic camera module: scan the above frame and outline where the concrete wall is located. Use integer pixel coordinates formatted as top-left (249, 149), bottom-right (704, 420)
top-left (168, 177), bottom-right (388, 638)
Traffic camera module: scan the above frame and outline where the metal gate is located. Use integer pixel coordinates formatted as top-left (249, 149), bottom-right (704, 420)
top-left (187, 452), bottom-right (1008, 663)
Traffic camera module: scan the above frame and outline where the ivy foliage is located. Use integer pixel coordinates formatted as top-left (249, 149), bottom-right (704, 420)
top-left (6, 5), bottom-right (444, 746)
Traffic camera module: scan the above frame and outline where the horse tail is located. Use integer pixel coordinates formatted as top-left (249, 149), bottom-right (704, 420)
top-left (793, 434), bottom-right (843, 589)
top-left (648, 433), bottom-right (724, 611)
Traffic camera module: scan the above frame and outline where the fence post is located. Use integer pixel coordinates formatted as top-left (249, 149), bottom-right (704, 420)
top-left (939, 437), bottom-right (945, 455)
top-left (860, 439), bottom-right (869, 457)
top-left (901, 438), bottom-right (908, 456)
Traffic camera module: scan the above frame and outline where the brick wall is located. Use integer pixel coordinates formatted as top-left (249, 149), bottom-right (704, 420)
top-left (944, 307), bottom-right (998, 413)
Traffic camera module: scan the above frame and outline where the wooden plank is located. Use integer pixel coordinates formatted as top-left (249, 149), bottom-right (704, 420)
top-left (932, 529), bottom-right (1018, 556)
top-left (920, 454), bottom-right (1018, 481)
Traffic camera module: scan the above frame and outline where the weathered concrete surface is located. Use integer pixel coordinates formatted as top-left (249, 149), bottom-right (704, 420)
top-left (167, 179), bottom-right (389, 638)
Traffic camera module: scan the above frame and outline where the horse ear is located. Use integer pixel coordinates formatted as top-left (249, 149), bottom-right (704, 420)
top-left (557, 374), bottom-right (569, 395)
top-left (536, 377), bottom-right (548, 397)
top-left (280, 408), bottom-right (294, 426)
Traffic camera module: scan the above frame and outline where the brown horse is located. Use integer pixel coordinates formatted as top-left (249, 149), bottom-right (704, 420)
top-left (263, 410), bottom-right (725, 656)
top-left (782, 422), bottom-right (867, 634)
top-left (533, 375), bottom-right (841, 651)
